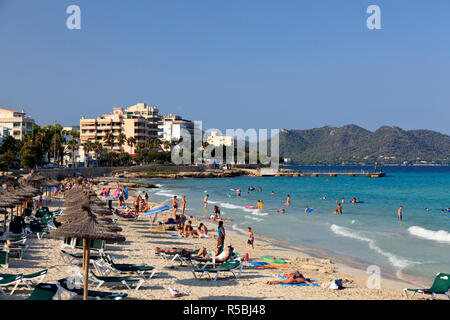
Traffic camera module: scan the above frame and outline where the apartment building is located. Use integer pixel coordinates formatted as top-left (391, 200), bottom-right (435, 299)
top-left (0, 108), bottom-right (35, 143)
top-left (80, 105), bottom-right (160, 154)
top-left (158, 114), bottom-right (196, 142)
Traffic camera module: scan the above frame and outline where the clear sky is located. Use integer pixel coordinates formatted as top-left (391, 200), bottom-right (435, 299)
top-left (1, 0), bottom-right (449, 135)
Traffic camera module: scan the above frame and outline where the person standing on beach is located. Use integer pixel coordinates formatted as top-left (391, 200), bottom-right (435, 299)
top-left (217, 221), bottom-right (225, 248)
top-left (398, 206), bottom-right (403, 225)
top-left (247, 227), bottom-right (254, 249)
top-left (181, 195), bottom-right (186, 216)
top-left (172, 196), bottom-right (179, 219)
top-left (203, 194), bottom-right (209, 209)
top-left (134, 195), bottom-right (141, 213)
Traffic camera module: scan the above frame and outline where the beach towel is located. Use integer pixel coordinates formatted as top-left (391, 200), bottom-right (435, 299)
top-left (255, 264), bottom-right (292, 269)
top-left (247, 261), bottom-right (270, 267)
top-left (277, 275), bottom-right (320, 286)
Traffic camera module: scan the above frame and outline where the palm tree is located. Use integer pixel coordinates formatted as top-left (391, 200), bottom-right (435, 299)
top-left (117, 133), bottom-right (127, 152)
top-left (67, 139), bottom-right (79, 168)
top-left (51, 125), bottom-right (64, 164)
top-left (103, 131), bottom-right (114, 153)
top-left (127, 136), bottom-right (136, 154)
top-left (82, 141), bottom-right (93, 167)
top-left (93, 141), bottom-right (103, 167)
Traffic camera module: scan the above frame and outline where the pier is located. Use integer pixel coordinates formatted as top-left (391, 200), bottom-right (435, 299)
top-left (259, 168), bottom-right (385, 178)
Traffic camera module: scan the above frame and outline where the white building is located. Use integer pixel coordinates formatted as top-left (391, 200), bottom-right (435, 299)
top-left (206, 130), bottom-right (233, 147)
top-left (62, 126), bottom-right (83, 167)
top-left (0, 107), bottom-right (35, 144)
top-left (158, 115), bottom-right (196, 143)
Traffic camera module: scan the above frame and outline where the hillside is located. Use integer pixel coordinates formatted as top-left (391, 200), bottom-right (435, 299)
top-left (276, 125), bottom-right (450, 165)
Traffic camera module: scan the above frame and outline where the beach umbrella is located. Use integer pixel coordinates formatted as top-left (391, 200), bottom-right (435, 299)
top-left (50, 206), bottom-right (125, 300)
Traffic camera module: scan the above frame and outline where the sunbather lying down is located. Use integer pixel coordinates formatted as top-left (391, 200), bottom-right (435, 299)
top-left (266, 271), bottom-right (313, 285)
top-left (115, 208), bottom-right (138, 218)
top-left (155, 245), bottom-right (233, 262)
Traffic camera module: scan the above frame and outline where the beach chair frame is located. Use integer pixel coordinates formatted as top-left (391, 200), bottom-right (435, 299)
top-left (22, 269), bottom-right (48, 289)
top-left (404, 273), bottom-right (450, 300)
top-left (56, 279), bottom-right (127, 300)
top-left (0, 274), bottom-right (23, 295)
top-left (192, 260), bottom-right (243, 281)
top-left (98, 253), bottom-right (157, 280)
top-left (88, 271), bottom-right (146, 291)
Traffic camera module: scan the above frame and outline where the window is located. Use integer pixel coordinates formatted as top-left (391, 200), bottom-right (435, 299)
top-left (13, 131), bottom-right (20, 136)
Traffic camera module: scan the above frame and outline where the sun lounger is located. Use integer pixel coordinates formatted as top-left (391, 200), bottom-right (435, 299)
top-left (56, 278), bottom-right (128, 300)
top-left (404, 273), bottom-right (450, 300)
top-left (88, 271), bottom-right (146, 291)
top-left (25, 283), bottom-right (59, 300)
top-left (59, 250), bottom-right (100, 266)
top-left (155, 249), bottom-right (200, 265)
top-left (96, 252), bottom-right (157, 279)
top-left (191, 259), bottom-right (243, 281)
top-left (0, 250), bottom-right (9, 268)
top-left (0, 273), bottom-right (22, 295)
top-left (22, 269), bottom-right (48, 288)
top-left (74, 239), bottom-right (105, 252)
top-left (185, 247), bottom-right (237, 269)
top-left (3, 243), bottom-right (29, 260)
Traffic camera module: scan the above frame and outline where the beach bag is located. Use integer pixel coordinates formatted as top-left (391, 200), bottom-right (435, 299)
top-left (30, 220), bottom-right (42, 232)
top-left (9, 219), bottom-right (24, 234)
top-left (326, 279), bottom-right (343, 290)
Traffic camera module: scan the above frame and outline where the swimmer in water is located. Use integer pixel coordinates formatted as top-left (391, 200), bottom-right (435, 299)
top-left (284, 195), bottom-right (291, 206)
top-left (398, 206), bottom-right (403, 225)
top-left (278, 209), bottom-right (286, 214)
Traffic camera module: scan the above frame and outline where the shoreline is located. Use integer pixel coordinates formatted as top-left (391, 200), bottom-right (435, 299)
top-left (100, 176), bottom-right (430, 291)
top-left (96, 181), bottom-right (427, 299)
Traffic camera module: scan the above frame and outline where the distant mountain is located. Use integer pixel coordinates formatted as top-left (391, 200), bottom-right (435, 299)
top-left (275, 125), bottom-right (450, 165)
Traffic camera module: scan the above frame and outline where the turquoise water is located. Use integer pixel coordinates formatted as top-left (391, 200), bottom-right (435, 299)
top-left (137, 166), bottom-right (450, 283)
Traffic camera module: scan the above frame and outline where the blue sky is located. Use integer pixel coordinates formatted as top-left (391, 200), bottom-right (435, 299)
top-left (1, 0), bottom-right (449, 135)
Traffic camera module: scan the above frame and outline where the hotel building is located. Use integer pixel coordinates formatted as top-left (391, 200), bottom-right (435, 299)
top-left (80, 103), bottom-right (162, 154)
top-left (0, 108), bottom-right (35, 143)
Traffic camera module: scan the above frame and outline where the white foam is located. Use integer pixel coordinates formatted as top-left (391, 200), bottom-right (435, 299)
top-left (220, 202), bottom-right (243, 210)
top-left (250, 211), bottom-right (269, 216)
top-left (330, 224), bottom-right (415, 269)
top-left (408, 226), bottom-right (450, 243)
top-left (154, 190), bottom-right (176, 197)
top-left (244, 215), bottom-right (263, 222)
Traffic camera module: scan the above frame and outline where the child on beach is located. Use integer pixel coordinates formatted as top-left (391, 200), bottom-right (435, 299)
top-left (247, 227), bottom-right (254, 249)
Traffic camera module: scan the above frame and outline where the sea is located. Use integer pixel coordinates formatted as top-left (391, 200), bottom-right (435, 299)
top-left (133, 165), bottom-right (450, 285)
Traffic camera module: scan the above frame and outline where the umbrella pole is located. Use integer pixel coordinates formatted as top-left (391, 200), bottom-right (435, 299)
top-left (83, 239), bottom-right (91, 301)
top-left (3, 214), bottom-right (6, 232)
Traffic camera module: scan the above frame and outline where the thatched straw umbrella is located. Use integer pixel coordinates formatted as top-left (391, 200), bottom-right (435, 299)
top-left (50, 206), bottom-right (125, 300)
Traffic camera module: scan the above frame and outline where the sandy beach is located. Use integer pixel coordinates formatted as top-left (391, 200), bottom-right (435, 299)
top-left (1, 182), bottom-right (431, 301)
